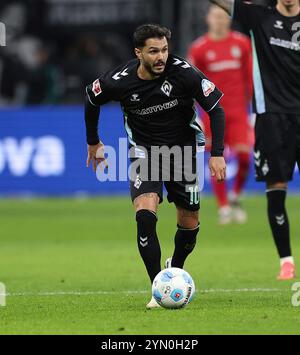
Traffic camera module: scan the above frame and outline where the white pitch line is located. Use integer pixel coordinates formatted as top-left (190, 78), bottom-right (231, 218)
top-left (200, 288), bottom-right (285, 293)
top-left (0, 288), bottom-right (288, 297)
top-left (2, 290), bottom-right (149, 297)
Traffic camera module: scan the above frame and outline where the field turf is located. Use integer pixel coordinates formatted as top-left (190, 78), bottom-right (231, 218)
top-left (0, 195), bottom-right (300, 335)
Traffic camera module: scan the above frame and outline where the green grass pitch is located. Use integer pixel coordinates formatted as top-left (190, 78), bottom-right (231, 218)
top-left (0, 195), bottom-right (300, 335)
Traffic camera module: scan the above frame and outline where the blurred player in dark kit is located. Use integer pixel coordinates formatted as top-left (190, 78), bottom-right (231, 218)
top-left (209, 0), bottom-right (300, 279)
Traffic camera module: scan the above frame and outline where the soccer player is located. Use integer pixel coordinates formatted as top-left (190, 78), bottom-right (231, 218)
top-left (188, 5), bottom-right (253, 224)
top-left (209, 0), bottom-right (300, 279)
top-left (84, 24), bottom-right (226, 307)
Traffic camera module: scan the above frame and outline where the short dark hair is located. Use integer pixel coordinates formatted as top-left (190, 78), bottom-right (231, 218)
top-left (133, 24), bottom-right (171, 48)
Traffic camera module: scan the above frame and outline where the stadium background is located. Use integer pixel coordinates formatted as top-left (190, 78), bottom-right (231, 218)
top-left (1, 0), bottom-right (296, 196)
top-left (1, 0), bottom-right (300, 336)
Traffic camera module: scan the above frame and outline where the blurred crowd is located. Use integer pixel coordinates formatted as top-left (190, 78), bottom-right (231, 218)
top-left (0, 2), bottom-right (135, 105)
top-left (0, 0), bottom-right (275, 106)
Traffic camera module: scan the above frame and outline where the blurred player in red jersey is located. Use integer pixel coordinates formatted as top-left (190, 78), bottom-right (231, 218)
top-left (188, 5), bottom-right (253, 224)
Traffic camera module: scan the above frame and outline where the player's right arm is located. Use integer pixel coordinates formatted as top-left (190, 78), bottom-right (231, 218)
top-left (84, 96), bottom-right (107, 172)
top-left (85, 73), bottom-right (119, 172)
top-left (208, 0), bottom-right (234, 15)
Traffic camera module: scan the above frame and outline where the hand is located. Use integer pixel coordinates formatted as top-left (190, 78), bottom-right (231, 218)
top-left (86, 141), bottom-right (108, 173)
top-left (209, 156), bottom-right (226, 182)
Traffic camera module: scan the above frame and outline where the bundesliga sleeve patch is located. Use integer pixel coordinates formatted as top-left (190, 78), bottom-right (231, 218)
top-left (201, 79), bottom-right (215, 97)
top-left (92, 79), bottom-right (102, 96)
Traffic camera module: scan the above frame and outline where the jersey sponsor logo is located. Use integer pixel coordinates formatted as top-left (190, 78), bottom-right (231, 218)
top-left (112, 68), bottom-right (129, 80)
top-left (274, 21), bottom-right (284, 30)
top-left (92, 79), bottom-right (102, 96)
top-left (131, 99), bottom-right (178, 116)
top-left (270, 37), bottom-right (300, 52)
top-left (161, 80), bottom-right (173, 97)
top-left (201, 79), bottom-right (215, 97)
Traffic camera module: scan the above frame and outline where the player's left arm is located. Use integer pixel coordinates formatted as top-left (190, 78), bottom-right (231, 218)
top-left (189, 67), bottom-right (226, 181)
top-left (207, 103), bottom-right (226, 182)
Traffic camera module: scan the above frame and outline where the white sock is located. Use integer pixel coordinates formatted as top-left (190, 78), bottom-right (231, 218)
top-left (229, 191), bottom-right (239, 202)
top-left (280, 256), bottom-right (294, 267)
top-left (219, 205), bottom-right (231, 213)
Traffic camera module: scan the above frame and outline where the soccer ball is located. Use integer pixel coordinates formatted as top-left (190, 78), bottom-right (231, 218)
top-left (152, 267), bottom-right (195, 309)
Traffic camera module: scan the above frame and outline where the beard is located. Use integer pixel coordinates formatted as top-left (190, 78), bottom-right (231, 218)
top-left (144, 60), bottom-right (165, 77)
